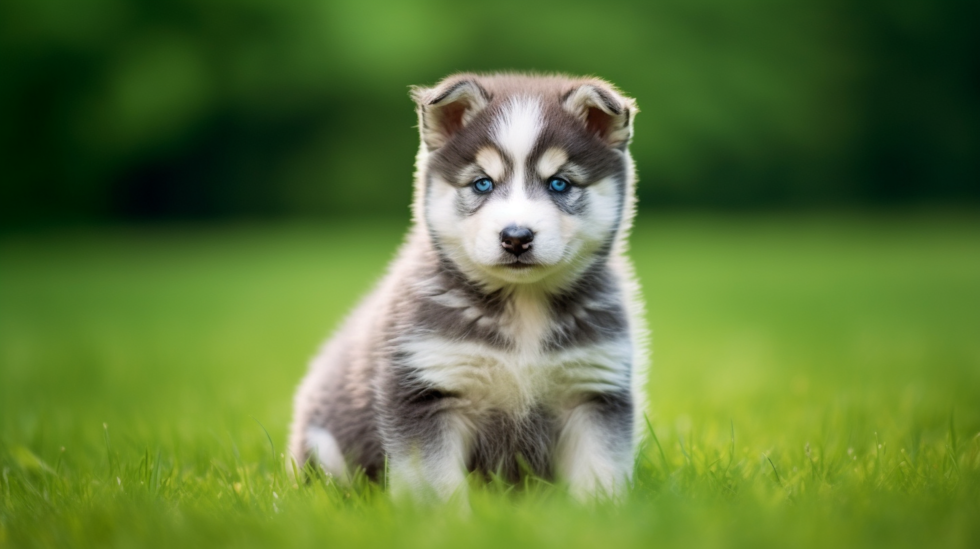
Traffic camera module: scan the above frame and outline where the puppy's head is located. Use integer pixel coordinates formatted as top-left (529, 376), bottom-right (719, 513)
top-left (412, 73), bottom-right (637, 290)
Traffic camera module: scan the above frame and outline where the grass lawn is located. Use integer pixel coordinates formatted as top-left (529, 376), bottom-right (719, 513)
top-left (1, 213), bottom-right (978, 548)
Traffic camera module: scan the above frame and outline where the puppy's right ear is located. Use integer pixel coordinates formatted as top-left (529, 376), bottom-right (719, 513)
top-left (412, 79), bottom-right (489, 151)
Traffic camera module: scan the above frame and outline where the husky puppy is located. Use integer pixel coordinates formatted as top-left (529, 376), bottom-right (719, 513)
top-left (289, 73), bottom-right (647, 502)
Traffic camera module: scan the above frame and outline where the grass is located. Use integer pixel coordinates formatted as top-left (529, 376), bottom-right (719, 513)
top-left (1, 212), bottom-right (978, 548)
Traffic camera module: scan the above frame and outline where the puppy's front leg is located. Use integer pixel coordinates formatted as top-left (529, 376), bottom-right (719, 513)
top-left (382, 392), bottom-right (470, 504)
top-left (556, 391), bottom-right (634, 502)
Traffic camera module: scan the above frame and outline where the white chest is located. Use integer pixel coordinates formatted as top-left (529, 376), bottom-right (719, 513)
top-left (400, 335), bottom-right (632, 413)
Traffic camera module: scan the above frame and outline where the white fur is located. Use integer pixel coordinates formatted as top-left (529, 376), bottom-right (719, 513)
top-left (493, 97), bottom-right (542, 172)
top-left (306, 426), bottom-right (347, 478)
top-left (400, 332), bottom-right (633, 415)
top-left (388, 415), bottom-right (472, 504)
top-left (556, 404), bottom-right (632, 501)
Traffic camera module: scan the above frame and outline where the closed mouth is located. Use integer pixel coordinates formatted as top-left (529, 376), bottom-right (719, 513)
top-left (501, 262), bottom-right (537, 269)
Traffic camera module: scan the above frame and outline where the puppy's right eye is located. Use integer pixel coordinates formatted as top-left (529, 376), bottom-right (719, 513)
top-left (473, 178), bottom-right (494, 194)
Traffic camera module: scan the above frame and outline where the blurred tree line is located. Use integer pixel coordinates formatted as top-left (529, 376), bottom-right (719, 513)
top-left (1, 0), bottom-right (977, 227)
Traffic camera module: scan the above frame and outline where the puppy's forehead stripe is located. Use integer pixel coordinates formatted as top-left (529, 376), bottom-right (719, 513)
top-left (475, 147), bottom-right (507, 182)
top-left (493, 97), bottom-right (543, 168)
top-left (536, 147), bottom-right (568, 179)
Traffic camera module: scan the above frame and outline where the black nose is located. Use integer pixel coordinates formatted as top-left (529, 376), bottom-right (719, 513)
top-left (500, 225), bottom-right (534, 256)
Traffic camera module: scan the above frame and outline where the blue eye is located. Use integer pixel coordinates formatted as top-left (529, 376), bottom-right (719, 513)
top-left (473, 178), bottom-right (494, 194)
top-left (549, 177), bottom-right (570, 193)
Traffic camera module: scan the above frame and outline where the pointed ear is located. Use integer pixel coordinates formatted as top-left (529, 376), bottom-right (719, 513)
top-left (562, 83), bottom-right (637, 150)
top-left (412, 79), bottom-right (490, 151)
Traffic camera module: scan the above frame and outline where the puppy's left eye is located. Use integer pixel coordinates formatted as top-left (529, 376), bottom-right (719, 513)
top-left (548, 177), bottom-right (570, 193)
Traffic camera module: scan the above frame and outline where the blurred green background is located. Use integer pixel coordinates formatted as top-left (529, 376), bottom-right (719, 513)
top-left (1, 0), bottom-right (978, 228)
top-left (2, 2), bottom-right (980, 547)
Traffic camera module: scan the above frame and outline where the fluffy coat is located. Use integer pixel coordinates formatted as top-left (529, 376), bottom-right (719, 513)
top-left (289, 73), bottom-right (647, 502)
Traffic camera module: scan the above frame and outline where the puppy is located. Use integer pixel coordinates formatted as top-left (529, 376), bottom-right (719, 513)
top-left (289, 73), bottom-right (647, 502)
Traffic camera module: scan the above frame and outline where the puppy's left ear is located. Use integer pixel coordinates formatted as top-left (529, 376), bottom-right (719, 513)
top-left (562, 82), bottom-right (637, 150)
top-left (412, 78), bottom-right (490, 151)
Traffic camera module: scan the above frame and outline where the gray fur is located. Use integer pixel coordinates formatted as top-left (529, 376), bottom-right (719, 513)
top-left (289, 73), bottom-right (647, 502)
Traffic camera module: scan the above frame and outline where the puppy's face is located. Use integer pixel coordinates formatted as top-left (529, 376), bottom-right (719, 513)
top-left (415, 75), bottom-right (637, 289)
